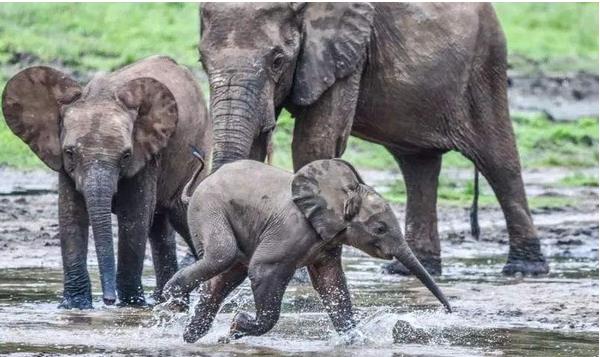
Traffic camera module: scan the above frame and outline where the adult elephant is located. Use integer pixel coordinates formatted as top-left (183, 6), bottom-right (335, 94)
top-left (2, 56), bottom-right (212, 308)
top-left (200, 3), bottom-right (548, 276)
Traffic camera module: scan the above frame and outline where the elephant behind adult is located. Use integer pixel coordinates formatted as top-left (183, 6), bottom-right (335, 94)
top-left (199, 3), bottom-right (548, 276)
top-left (2, 56), bottom-right (212, 308)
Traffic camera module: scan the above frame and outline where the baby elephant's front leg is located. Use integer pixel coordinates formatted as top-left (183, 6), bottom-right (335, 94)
top-left (229, 263), bottom-right (294, 339)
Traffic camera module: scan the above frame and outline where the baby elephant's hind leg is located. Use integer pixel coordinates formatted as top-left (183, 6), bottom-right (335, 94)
top-left (183, 262), bottom-right (248, 343)
top-left (229, 262), bottom-right (295, 339)
top-left (162, 221), bottom-right (238, 310)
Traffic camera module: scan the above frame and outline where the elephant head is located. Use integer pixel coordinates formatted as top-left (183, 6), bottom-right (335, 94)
top-left (199, 3), bottom-right (374, 171)
top-left (292, 159), bottom-right (452, 312)
top-left (2, 66), bottom-right (178, 304)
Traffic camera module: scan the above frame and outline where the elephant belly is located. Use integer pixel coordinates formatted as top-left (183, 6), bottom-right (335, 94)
top-left (351, 3), bottom-right (481, 154)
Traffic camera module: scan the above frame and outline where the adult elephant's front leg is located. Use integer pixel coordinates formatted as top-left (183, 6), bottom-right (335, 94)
top-left (115, 166), bottom-right (157, 306)
top-left (384, 152), bottom-right (443, 276)
top-left (58, 171), bottom-right (92, 309)
top-left (290, 72), bottom-right (362, 171)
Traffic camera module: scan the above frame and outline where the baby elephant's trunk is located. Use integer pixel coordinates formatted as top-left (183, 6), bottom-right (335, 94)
top-left (181, 145), bottom-right (207, 205)
top-left (395, 240), bottom-right (452, 313)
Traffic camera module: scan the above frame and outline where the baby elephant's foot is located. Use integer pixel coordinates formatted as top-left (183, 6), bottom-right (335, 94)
top-left (161, 285), bottom-right (190, 312)
top-left (183, 320), bottom-right (212, 343)
top-left (229, 311), bottom-right (255, 340)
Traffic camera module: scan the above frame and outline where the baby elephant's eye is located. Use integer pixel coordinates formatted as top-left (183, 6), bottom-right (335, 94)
top-left (374, 222), bottom-right (387, 235)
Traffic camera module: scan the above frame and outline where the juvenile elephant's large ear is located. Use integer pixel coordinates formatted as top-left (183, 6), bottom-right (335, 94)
top-left (116, 77), bottom-right (178, 176)
top-left (2, 66), bottom-right (81, 171)
top-left (291, 159), bottom-right (365, 241)
top-left (291, 3), bottom-right (374, 106)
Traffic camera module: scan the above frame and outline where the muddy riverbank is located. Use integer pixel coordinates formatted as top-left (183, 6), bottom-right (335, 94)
top-left (0, 165), bottom-right (597, 356)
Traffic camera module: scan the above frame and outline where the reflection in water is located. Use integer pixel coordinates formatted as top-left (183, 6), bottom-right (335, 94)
top-left (0, 245), bottom-right (597, 356)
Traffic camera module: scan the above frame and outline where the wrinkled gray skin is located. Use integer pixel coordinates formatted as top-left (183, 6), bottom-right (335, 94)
top-left (200, 3), bottom-right (548, 276)
top-left (1, 56), bottom-right (212, 309)
top-left (163, 159), bottom-right (451, 343)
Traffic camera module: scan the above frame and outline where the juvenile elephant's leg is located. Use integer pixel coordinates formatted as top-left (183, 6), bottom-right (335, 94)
top-left (290, 71), bottom-right (361, 171)
top-left (115, 168), bottom-right (157, 306)
top-left (184, 263), bottom-right (248, 343)
top-left (58, 171), bottom-right (92, 309)
top-left (229, 262), bottom-right (294, 339)
top-left (460, 134), bottom-right (548, 275)
top-left (307, 249), bottom-right (355, 334)
top-left (168, 200), bottom-right (199, 268)
top-left (149, 211), bottom-right (178, 302)
top-left (384, 152), bottom-right (443, 276)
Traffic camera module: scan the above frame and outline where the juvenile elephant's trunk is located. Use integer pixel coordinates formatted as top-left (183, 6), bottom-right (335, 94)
top-left (82, 164), bottom-right (119, 305)
top-left (394, 240), bottom-right (452, 313)
top-left (210, 75), bottom-right (263, 172)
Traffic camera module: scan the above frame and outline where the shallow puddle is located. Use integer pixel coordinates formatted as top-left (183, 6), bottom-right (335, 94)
top-left (0, 244), bottom-right (597, 357)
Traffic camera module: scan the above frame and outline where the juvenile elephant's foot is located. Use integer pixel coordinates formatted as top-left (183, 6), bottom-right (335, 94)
top-left (382, 256), bottom-right (442, 276)
top-left (58, 293), bottom-right (93, 310)
top-left (502, 241), bottom-right (549, 276)
top-left (117, 295), bottom-right (147, 308)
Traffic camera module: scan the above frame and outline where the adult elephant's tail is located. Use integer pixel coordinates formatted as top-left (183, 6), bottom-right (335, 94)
top-left (470, 166), bottom-right (480, 240)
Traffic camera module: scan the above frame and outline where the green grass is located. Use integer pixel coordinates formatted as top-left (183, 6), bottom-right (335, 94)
top-left (494, 3), bottom-right (599, 73)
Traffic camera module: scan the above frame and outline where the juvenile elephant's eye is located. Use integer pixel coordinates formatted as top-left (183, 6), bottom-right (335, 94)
top-left (64, 147), bottom-right (74, 157)
top-left (272, 53), bottom-right (285, 72)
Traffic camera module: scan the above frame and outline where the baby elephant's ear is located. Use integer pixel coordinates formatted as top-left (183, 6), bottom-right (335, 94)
top-left (291, 159), bottom-right (363, 241)
top-left (116, 77), bottom-right (178, 176)
top-left (2, 66), bottom-right (81, 171)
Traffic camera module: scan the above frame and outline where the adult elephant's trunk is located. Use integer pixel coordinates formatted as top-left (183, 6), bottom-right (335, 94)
top-left (82, 164), bottom-right (119, 305)
top-left (394, 240), bottom-right (452, 313)
top-left (210, 74), bottom-right (263, 173)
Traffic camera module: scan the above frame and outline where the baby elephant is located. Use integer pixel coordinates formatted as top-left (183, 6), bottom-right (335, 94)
top-left (163, 159), bottom-right (451, 343)
top-left (2, 56), bottom-right (211, 309)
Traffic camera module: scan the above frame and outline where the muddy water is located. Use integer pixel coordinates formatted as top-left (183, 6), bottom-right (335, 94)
top-left (0, 168), bottom-right (598, 356)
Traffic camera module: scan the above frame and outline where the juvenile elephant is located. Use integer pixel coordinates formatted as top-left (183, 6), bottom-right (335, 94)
top-left (199, 3), bottom-right (548, 276)
top-left (1, 56), bottom-right (212, 309)
top-left (162, 159), bottom-right (451, 343)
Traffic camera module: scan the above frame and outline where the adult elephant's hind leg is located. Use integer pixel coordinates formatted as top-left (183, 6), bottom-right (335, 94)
top-left (149, 211), bottom-right (178, 302)
top-left (384, 151), bottom-right (443, 276)
top-left (458, 62), bottom-right (548, 275)
top-left (460, 133), bottom-right (548, 275)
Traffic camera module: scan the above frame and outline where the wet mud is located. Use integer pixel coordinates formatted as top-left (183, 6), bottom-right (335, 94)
top-left (0, 166), bottom-right (597, 356)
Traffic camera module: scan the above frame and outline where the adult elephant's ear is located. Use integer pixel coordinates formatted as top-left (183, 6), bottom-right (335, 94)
top-left (291, 2), bottom-right (374, 106)
top-left (116, 77), bottom-right (178, 176)
top-left (291, 159), bottom-right (365, 241)
top-left (2, 66), bottom-right (81, 171)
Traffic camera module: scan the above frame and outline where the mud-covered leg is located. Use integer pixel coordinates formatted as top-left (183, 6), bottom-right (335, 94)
top-left (169, 199), bottom-right (199, 268)
top-left (307, 248), bottom-right (355, 334)
top-left (149, 211), bottom-right (178, 302)
top-left (58, 171), bottom-right (92, 309)
top-left (229, 262), bottom-right (294, 339)
top-left (183, 263), bottom-right (248, 343)
top-left (115, 167), bottom-right (157, 306)
top-left (384, 152), bottom-right (443, 276)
